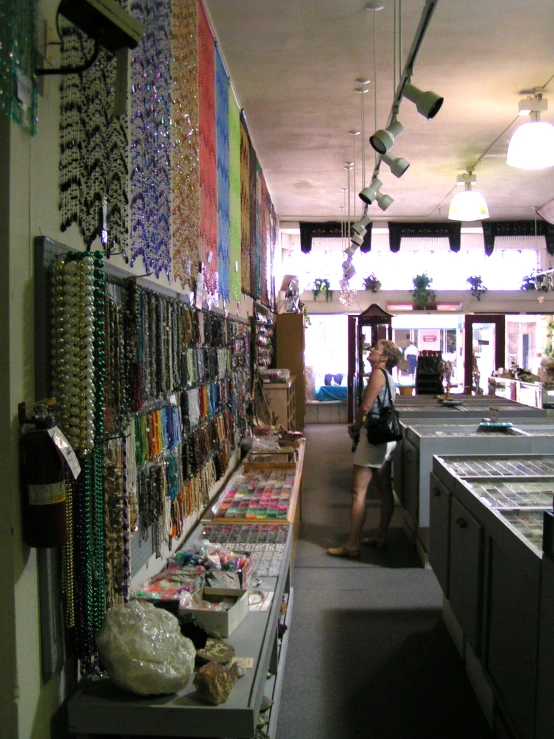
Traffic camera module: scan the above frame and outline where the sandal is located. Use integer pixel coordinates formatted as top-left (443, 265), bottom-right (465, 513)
top-left (327, 545), bottom-right (360, 558)
top-left (361, 537), bottom-right (387, 549)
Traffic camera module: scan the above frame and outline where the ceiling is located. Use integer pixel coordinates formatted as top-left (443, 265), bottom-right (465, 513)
top-left (204, 0), bottom-right (554, 228)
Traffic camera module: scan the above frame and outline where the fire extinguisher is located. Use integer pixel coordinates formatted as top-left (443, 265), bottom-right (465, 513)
top-left (19, 401), bottom-right (68, 548)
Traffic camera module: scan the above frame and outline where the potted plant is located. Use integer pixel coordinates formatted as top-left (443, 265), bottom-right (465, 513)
top-left (312, 277), bottom-right (333, 302)
top-left (363, 273), bottom-right (382, 293)
top-left (411, 273), bottom-right (436, 310)
top-left (467, 275), bottom-right (487, 301)
top-left (520, 272), bottom-right (537, 291)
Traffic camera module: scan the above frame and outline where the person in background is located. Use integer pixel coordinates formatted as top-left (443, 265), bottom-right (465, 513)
top-left (327, 339), bottom-right (403, 557)
top-left (530, 352), bottom-right (542, 376)
top-left (404, 340), bottom-right (419, 377)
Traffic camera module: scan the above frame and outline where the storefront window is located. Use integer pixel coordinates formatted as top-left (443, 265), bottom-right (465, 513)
top-left (283, 238), bottom-right (539, 292)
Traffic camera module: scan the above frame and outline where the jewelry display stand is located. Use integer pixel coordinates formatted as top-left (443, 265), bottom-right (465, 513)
top-left (67, 439), bottom-right (305, 738)
top-left (67, 524), bottom-right (294, 738)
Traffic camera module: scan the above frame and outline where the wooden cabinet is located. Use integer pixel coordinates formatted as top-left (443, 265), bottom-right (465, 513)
top-left (263, 377), bottom-right (296, 430)
top-left (276, 313), bottom-right (305, 431)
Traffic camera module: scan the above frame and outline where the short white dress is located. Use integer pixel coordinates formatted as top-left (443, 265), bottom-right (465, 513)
top-left (353, 370), bottom-right (397, 468)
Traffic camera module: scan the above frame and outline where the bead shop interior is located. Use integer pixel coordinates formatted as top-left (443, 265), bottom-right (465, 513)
top-left (3, 1), bottom-right (554, 739)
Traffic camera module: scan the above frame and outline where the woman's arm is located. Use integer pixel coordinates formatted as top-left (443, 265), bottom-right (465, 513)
top-left (349, 369), bottom-right (387, 433)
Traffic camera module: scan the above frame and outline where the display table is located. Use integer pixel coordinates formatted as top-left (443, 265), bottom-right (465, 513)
top-left (429, 453), bottom-right (554, 739)
top-left (205, 439), bottom-right (305, 565)
top-left (68, 439), bottom-right (306, 738)
top-left (395, 394), bottom-right (547, 420)
top-left (315, 385), bottom-right (347, 401)
top-left (488, 376), bottom-right (554, 409)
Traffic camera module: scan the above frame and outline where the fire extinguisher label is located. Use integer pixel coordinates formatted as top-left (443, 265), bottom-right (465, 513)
top-left (47, 427), bottom-right (81, 479)
top-left (28, 481), bottom-right (66, 505)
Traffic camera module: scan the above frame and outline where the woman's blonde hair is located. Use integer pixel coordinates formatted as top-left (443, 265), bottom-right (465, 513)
top-left (379, 340), bottom-right (403, 371)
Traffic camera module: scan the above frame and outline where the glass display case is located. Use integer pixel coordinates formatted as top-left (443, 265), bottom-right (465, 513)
top-left (395, 393), bottom-right (547, 420)
top-left (429, 452), bottom-right (554, 739)
top-left (397, 421), bottom-right (554, 541)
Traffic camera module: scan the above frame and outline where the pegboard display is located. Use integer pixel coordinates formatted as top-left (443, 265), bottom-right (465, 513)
top-left (33, 236), bottom-right (252, 674)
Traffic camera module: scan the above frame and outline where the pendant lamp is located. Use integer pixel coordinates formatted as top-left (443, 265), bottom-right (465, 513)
top-left (448, 171), bottom-right (489, 222)
top-left (506, 94), bottom-right (554, 170)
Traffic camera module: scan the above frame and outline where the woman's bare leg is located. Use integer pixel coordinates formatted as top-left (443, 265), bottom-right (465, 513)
top-left (343, 464), bottom-right (373, 550)
top-left (373, 461), bottom-right (394, 542)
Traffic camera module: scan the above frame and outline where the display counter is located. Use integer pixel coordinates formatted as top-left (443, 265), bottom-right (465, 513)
top-left (395, 419), bottom-right (554, 561)
top-left (429, 453), bottom-right (554, 739)
top-left (68, 439), bottom-right (306, 738)
top-left (488, 376), bottom-right (554, 409)
top-left (395, 394), bottom-right (547, 420)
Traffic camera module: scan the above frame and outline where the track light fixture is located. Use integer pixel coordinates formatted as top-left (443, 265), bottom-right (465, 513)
top-left (506, 91), bottom-right (554, 170)
top-left (359, 178), bottom-right (382, 205)
top-left (376, 191), bottom-right (393, 211)
top-left (369, 118), bottom-right (403, 155)
top-left (380, 151), bottom-right (410, 178)
top-left (448, 171), bottom-right (489, 222)
top-left (342, 258), bottom-right (356, 280)
top-left (352, 214), bottom-right (371, 235)
top-left (402, 82), bottom-right (443, 120)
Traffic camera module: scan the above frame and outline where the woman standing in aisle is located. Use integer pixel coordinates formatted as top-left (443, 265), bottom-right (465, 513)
top-left (327, 339), bottom-right (403, 557)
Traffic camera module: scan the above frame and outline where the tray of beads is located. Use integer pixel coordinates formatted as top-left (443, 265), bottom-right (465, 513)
top-left (243, 450), bottom-right (297, 469)
top-left (463, 479), bottom-right (554, 509)
top-left (133, 569), bottom-right (203, 603)
top-left (210, 468), bottom-right (296, 522)
top-left (436, 455), bottom-right (554, 478)
top-left (168, 543), bottom-right (254, 589)
top-left (199, 523), bottom-right (289, 577)
top-left (496, 509), bottom-right (546, 550)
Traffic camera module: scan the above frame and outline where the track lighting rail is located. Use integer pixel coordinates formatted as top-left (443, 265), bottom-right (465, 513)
top-left (369, 0), bottom-right (440, 183)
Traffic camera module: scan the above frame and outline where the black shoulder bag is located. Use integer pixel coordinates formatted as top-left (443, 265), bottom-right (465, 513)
top-left (365, 369), bottom-right (402, 446)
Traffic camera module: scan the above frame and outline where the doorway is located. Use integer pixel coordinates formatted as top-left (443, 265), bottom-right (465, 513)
top-left (464, 314), bottom-right (505, 393)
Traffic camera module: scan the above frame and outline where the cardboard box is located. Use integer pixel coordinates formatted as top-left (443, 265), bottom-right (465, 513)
top-left (179, 587), bottom-right (249, 637)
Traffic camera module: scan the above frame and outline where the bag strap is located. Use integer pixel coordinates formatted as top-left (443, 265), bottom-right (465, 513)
top-left (380, 368), bottom-right (393, 406)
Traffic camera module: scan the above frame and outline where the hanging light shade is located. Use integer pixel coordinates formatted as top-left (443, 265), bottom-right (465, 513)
top-left (507, 122), bottom-right (554, 168)
top-left (369, 118), bottom-right (403, 155)
top-left (506, 95), bottom-right (554, 169)
top-left (402, 83), bottom-right (444, 120)
top-left (380, 151), bottom-right (410, 178)
top-left (359, 178), bottom-right (382, 205)
top-left (376, 191), bottom-right (393, 211)
top-left (342, 259), bottom-right (356, 280)
top-left (448, 171), bottom-right (489, 222)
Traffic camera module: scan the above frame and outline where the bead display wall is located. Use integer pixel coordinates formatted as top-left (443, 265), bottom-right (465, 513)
top-left (36, 236), bottom-right (251, 674)
top-left (57, 0), bottom-right (277, 307)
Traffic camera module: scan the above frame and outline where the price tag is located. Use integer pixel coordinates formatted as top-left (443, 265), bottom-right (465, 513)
top-left (47, 427), bottom-right (81, 479)
top-left (231, 657), bottom-right (254, 669)
top-left (16, 69), bottom-right (32, 107)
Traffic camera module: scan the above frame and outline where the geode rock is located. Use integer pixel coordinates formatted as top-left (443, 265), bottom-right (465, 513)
top-left (260, 694), bottom-right (273, 712)
top-left (195, 637), bottom-right (235, 666)
top-left (96, 600), bottom-right (196, 696)
top-left (230, 661), bottom-right (245, 679)
top-left (193, 661), bottom-right (237, 704)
